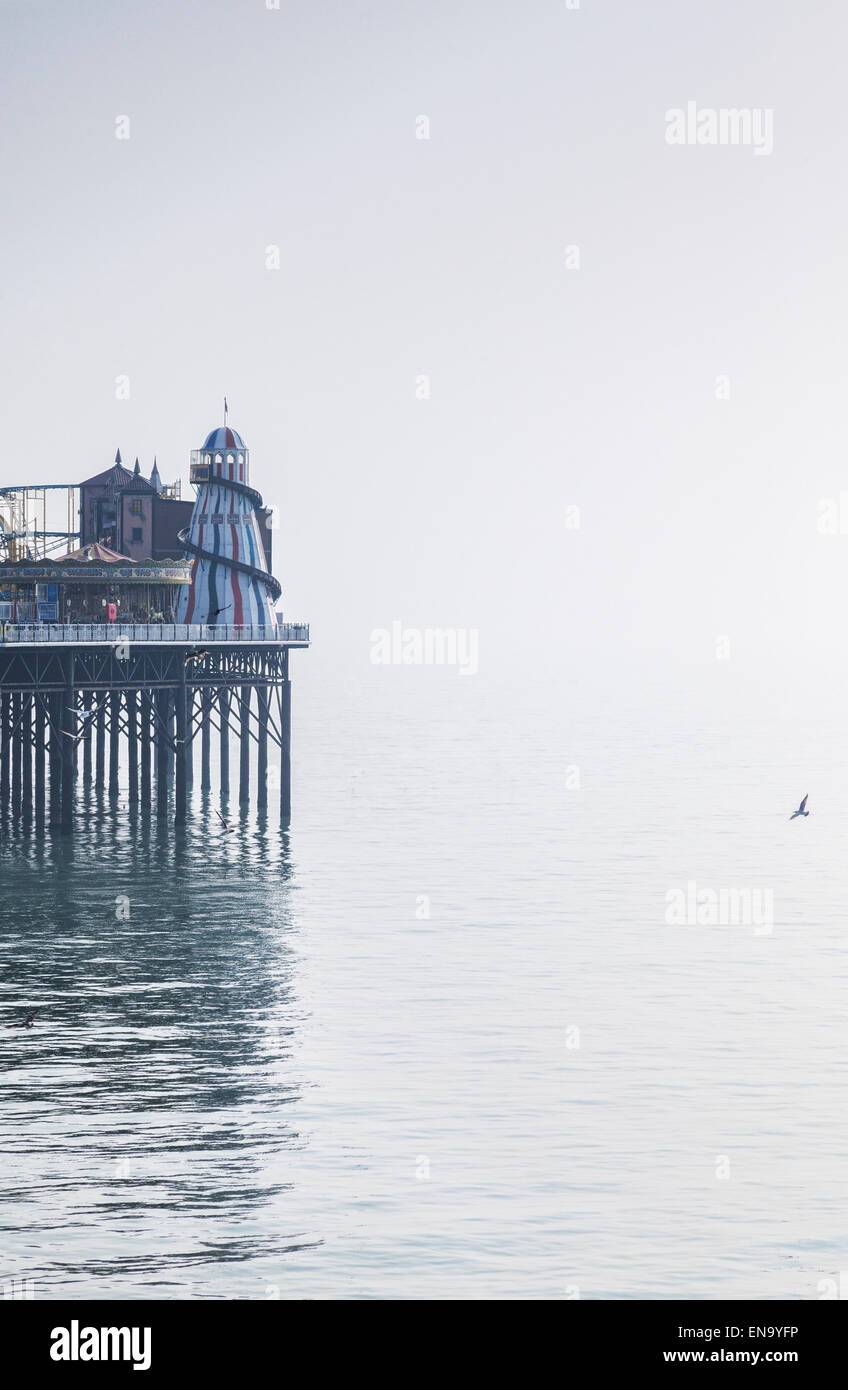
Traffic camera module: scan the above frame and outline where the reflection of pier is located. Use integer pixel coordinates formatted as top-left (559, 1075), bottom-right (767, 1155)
top-left (0, 624), bottom-right (309, 831)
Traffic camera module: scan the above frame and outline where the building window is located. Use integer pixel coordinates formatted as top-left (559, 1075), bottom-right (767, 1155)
top-left (131, 527), bottom-right (143, 542)
top-left (130, 499), bottom-right (143, 516)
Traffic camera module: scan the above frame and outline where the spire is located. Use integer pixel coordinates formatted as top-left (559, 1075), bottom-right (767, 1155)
top-left (115, 449), bottom-right (122, 465)
top-left (150, 456), bottom-right (162, 493)
top-left (133, 457), bottom-right (141, 477)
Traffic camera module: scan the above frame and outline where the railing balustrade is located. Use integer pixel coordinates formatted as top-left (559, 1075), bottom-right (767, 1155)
top-left (0, 622), bottom-right (309, 645)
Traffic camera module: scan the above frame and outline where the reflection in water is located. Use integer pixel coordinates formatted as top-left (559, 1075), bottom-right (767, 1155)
top-left (0, 784), bottom-right (316, 1299)
top-left (3, 679), bottom-right (847, 1299)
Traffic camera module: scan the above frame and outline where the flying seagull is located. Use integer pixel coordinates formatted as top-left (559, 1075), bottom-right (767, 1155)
top-left (65, 698), bottom-right (107, 730)
top-left (60, 726), bottom-right (89, 744)
top-left (208, 604), bottom-right (232, 620)
top-left (7, 1010), bottom-right (38, 1029)
top-left (790, 794), bottom-right (809, 820)
top-left (214, 808), bottom-right (231, 832)
top-left (184, 648), bottom-right (211, 666)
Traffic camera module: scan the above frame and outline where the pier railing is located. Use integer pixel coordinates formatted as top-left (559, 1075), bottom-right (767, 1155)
top-left (0, 622), bottom-right (309, 645)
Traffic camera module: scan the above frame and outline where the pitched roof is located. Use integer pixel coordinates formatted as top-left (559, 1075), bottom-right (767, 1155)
top-left (79, 462), bottom-right (155, 491)
top-left (60, 541), bottom-right (134, 563)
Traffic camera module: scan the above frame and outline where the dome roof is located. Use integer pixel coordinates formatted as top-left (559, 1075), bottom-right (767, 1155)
top-left (202, 425), bottom-right (246, 451)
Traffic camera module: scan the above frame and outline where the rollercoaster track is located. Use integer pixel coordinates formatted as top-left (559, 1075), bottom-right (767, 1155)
top-left (197, 473), bottom-right (266, 510)
top-left (178, 529), bottom-right (282, 601)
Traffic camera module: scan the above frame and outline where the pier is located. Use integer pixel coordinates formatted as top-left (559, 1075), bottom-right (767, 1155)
top-left (0, 623), bottom-right (308, 830)
top-left (0, 416), bottom-right (308, 832)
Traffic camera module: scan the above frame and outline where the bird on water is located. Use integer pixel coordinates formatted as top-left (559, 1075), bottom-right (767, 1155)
top-left (789, 794), bottom-right (809, 820)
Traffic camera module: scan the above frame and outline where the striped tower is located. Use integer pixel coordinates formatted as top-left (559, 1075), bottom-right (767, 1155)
top-left (177, 422), bottom-right (280, 626)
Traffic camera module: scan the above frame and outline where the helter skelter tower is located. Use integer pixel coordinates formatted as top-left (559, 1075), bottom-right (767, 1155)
top-left (177, 413), bottom-right (280, 626)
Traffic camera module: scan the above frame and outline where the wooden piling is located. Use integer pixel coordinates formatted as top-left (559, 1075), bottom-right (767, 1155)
top-left (22, 693), bottom-right (32, 821)
top-left (82, 690), bottom-right (93, 783)
top-left (11, 693), bottom-right (21, 817)
top-left (257, 684), bottom-right (268, 809)
top-left (0, 691), bottom-right (9, 810)
top-left (175, 669), bottom-right (187, 824)
top-left (280, 678), bottom-right (291, 821)
top-left (109, 689), bottom-right (120, 801)
top-left (140, 690), bottom-right (151, 804)
top-left (219, 687), bottom-right (230, 797)
top-left (126, 688), bottom-right (138, 803)
top-left (62, 651), bottom-right (75, 831)
top-left (239, 685), bottom-right (250, 804)
top-left (48, 692), bottom-right (62, 827)
top-left (95, 698), bottom-right (106, 789)
top-left (156, 690), bottom-right (168, 819)
top-left (201, 688), bottom-right (211, 791)
top-left (34, 695), bottom-right (45, 827)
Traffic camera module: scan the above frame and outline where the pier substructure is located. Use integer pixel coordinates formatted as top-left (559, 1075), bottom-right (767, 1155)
top-left (175, 669), bottom-right (187, 824)
top-left (239, 685), bottom-right (251, 805)
top-left (0, 691), bottom-right (9, 809)
top-left (279, 661), bottom-right (291, 822)
top-left (219, 687), bottom-right (230, 798)
top-left (257, 684), bottom-right (268, 810)
top-left (156, 689), bottom-right (169, 820)
top-left (62, 652), bottom-right (74, 831)
top-left (95, 698), bottom-right (105, 790)
top-left (22, 693), bottom-right (32, 821)
top-left (126, 688), bottom-right (138, 805)
top-left (11, 693), bottom-right (21, 817)
top-left (0, 637), bottom-right (304, 832)
top-left (140, 692), bottom-right (151, 805)
top-left (48, 692), bottom-right (61, 826)
top-left (82, 690), bottom-right (93, 783)
top-left (34, 695), bottom-right (45, 827)
top-left (200, 688), bottom-right (212, 791)
top-left (109, 689), bottom-right (120, 802)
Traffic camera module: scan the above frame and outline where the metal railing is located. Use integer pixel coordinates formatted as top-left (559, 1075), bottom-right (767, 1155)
top-left (0, 622), bottom-right (309, 645)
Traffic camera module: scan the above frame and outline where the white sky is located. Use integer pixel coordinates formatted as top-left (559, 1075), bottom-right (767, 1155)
top-left (2, 0), bottom-right (848, 704)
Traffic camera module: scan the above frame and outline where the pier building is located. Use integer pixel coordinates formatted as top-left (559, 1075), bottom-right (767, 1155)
top-left (0, 416), bottom-right (308, 831)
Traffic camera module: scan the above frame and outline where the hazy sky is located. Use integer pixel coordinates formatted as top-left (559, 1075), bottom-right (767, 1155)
top-left (2, 0), bottom-right (848, 700)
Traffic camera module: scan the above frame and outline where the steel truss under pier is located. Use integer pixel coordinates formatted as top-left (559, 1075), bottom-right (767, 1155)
top-left (0, 642), bottom-right (300, 831)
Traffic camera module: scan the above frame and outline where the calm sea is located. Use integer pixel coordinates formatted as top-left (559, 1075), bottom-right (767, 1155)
top-left (1, 666), bottom-right (846, 1300)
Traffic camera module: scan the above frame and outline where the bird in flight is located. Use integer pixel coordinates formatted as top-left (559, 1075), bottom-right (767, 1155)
top-left (60, 725), bottom-right (90, 744)
top-left (63, 698), bottom-right (107, 739)
top-left (185, 648), bottom-right (211, 665)
top-left (7, 1010), bottom-right (38, 1029)
top-left (789, 794), bottom-right (809, 820)
top-left (214, 808), bottom-right (231, 832)
top-left (208, 604), bottom-right (232, 621)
